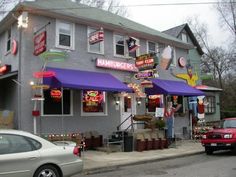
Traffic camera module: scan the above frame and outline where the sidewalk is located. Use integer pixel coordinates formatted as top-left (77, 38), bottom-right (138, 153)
top-left (81, 140), bottom-right (205, 174)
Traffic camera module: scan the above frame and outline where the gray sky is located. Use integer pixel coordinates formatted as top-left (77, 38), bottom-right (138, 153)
top-left (120, 0), bottom-right (230, 46)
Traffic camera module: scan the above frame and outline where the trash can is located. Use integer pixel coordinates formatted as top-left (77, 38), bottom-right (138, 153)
top-left (124, 135), bottom-right (133, 152)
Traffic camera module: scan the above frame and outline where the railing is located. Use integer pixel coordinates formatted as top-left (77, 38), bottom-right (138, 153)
top-left (116, 114), bottom-right (134, 132)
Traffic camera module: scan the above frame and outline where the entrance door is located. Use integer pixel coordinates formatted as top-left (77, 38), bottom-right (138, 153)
top-left (120, 93), bottom-right (136, 130)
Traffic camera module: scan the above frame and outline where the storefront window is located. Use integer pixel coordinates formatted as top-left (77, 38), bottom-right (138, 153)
top-left (205, 96), bottom-right (216, 114)
top-left (171, 95), bottom-right (183, 113)
top-left (43, 89), bottom-right (72, 115)
top-left (146, 95), bottom-right (162, 112)
top-left (81, 90), bottom-right (107, 116)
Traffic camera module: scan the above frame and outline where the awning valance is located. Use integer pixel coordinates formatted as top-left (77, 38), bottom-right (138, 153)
top-left (43, 67), bottom-right (132, 92)
top-left (145, 79), bottom-right (204, 96)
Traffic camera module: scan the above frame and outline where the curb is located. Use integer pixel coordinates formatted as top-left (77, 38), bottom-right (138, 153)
top-left (82, 150), bottom-right (205, 175)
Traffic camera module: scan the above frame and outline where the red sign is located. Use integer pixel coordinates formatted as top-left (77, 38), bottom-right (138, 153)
top-left (96, 58), bottom-right (138, 72)
top-left (0, 65), bottom-right (11, 75)
top-left (135, 54), bottom-right (155, 71)
top-left (89, 29), bottom-right (104, 45)
top-left (50, 89), bottom-right (62, 99)
top-left (178, 57), bottom-right (186, 67)
top-left (34, 31), bottom-right (47, 56)
top-left (11, 39), bottom-right (18, 55)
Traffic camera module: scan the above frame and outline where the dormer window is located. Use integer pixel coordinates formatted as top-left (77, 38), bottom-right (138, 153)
top-left (181, 33), bottom-right (188, 43)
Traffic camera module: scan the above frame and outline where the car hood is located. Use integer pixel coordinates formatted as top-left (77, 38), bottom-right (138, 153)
top-left (208, 128), bottom-right (236, 134)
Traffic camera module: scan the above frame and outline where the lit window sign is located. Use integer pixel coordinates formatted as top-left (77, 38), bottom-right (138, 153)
top-left (50, 89), bottom-right (62, 99)
top-left (83, 90), bottom-right (105, 112)
top-left (0, 65), bottom-right (11, 75)
top-left (96, 58), bottom-right (138, 72)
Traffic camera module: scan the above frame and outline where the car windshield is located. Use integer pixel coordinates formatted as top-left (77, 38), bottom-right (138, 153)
top-left (222, 119), bottom-right (236, 128)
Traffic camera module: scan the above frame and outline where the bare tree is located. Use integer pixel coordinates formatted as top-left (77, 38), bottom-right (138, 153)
top-left (216, 0), bottom-right (236, 38)
top-left (76, 0), bottom-right (128, 17)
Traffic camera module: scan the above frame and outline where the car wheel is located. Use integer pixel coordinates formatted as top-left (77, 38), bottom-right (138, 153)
top-left (205, 147), bottom-right (213, 155)
top-left (34, 165), bottom-right (60, 177)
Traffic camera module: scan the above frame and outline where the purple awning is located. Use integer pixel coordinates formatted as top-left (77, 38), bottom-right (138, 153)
top-left (145, 79), bottom-right (204, 96)
top-left (43, 67), bottom-right (132, 92)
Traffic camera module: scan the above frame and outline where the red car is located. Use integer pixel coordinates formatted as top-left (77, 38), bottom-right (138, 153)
top-left (201, 117), bottom-right (236, 155)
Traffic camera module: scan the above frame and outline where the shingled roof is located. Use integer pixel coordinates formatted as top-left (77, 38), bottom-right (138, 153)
top-left (163, 23), bottom-right (204, 55)
top-left (0, 0), bottom-right (193, 49)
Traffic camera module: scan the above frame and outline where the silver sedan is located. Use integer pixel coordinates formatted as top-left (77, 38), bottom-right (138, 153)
top-left (0, 129), bottom-right (83, 177)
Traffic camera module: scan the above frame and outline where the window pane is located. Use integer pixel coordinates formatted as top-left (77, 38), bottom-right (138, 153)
top-left (59, 23), bottom-right (71, 34)
top-left (115, 35), bottom-right (125, 55)
top-left (0, 135), bottom-right (34, 154)
top-left (43, 89), bottom-right (71, 115)
top-left (116, 45), bottom-right (125, 55)
top-left (82, 91), bottom-right (105, 113)
top-left (59, 34), bottom-right (71, 47)
top-left (88, 27), bottom-right (103, 53)
top-left (148, 42), bottom-right (155, 53)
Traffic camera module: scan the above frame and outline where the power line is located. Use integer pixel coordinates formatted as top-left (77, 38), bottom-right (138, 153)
top-left (0, 1), bottom-right (235, 14)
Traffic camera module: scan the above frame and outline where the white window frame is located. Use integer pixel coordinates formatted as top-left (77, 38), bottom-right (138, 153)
top-left (87, 26), bottom-right (104, 54)
top-left (146, 41), bottom-right (158, 54)
top-left (113, 33), bottom-right (140, 58)
top-left (181, 33), bottom-right (188, 43)
top-left (6, 28), bottom-right (11, 52)
top-left (41, 89), bottom-right (73, 117)
top-left (55, 19), bottom-right (75, 50)
top-left (81, 91), bottom-right (108, 117)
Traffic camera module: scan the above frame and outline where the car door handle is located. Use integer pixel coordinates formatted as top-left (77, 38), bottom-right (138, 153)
top-left (28, 157), bottom-right (38, 161)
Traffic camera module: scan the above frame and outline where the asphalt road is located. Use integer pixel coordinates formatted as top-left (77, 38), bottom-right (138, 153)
top-left (76, 150), bottom-right (236, 177)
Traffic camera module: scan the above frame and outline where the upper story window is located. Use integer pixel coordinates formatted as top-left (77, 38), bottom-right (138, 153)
top-left (114, 34), bottom-right (125, 56)
top-left (181, 33), bottom-right (188, 43)
top-left (114, 34), bottom-right (139, 58)
top-left (6, 29), bottom-right (11, 52)
top-left (87, 27), bottom-right (104, 54)
top-left (56, 20), bottom-right (75, 50)
top-left (147, 41), bottom-right (157, 54)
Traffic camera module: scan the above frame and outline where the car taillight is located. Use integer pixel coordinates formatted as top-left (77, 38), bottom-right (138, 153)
top-left (202, 134), bottom-right (207, 139)
top-left (73, 147), bottom-right (80, 157)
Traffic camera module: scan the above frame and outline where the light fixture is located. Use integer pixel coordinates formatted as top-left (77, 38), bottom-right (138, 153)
top-left (114, 95), bottom-right (120, 105)
top-left (136, 98), bottom-right (141, 105)
top-left (18, 12), bottom-right (28, 28)
top-left (29, 81), bottom-right (35, 85)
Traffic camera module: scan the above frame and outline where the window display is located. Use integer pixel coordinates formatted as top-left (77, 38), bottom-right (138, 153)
top-left (82, 90), bottom-right (106, 115)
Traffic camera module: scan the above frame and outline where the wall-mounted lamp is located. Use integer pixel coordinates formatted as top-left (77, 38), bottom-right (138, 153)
top-left (136, 98), bottom-right (141, 106)
top-left (18, 12), bottom-right (28, 28)
top-left (115, 97), bottom-right (120, 105)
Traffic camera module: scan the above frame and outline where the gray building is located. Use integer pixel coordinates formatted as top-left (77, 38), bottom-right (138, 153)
top-left (0, 0), bottom-right (204, 141)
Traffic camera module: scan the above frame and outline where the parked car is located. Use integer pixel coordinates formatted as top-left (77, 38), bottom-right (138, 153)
top-left (0, 129), bottom-right (83, 177)
top-left (201, 117), bottom-right (236, 155)
top-left (53, 141), bottom-right (77, 147)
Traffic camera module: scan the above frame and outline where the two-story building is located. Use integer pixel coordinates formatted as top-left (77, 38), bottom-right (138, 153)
top-left (0, 0), bottom-right (204, 140)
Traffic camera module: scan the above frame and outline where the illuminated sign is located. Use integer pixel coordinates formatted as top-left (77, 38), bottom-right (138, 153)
top-left (50, 89), bottom-right (62, 99)
top-left (140, 80), bottom-right (153, 88)
top-left (89, 29), bottom-right (104, 45)
top-left (96, 58), bottom-right (138, 72)
top-left (0, 65), bottom-right (11, 75)
top-left (134, 70), bottom-right (154, 79)
top-left (33, 71), bottom-right (56, 78)
top-left (135, 53), bottom-right (157, 71)
top-left (178, 57), bottom-right (186, 67)
top-left (34, 31), bottom-right (47, 56)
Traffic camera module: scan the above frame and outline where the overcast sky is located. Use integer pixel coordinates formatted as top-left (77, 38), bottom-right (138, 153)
top-left (120, 0), bottom-right (230, 46)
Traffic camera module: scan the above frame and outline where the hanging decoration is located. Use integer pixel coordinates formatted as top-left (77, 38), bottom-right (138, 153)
top-left (39, 50), bottom-right (67, 62)
top-left (34, 31), bottom-right (47, 56)
top-left (126, 37), bottom-right (140, 53)
top-left (33, 71), bottom-right (56, 78)
top-left (89, 28), bottom-right (104, 45)
top-left (160, 46), bottom-right (173, 70)
top-left (11, 39), bottom-right (18, 55)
